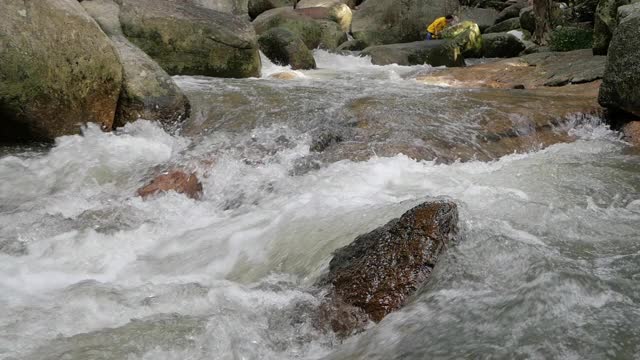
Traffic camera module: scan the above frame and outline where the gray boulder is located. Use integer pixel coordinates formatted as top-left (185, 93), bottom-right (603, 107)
top-left (253, 7), bottom-right (324, 49)
top-left (336, 39), bottom-right (368, 51)
top-left (485, 17), bottom-right (521, 33)
top-left (592, 0), bottom-right (631, 55)
top-left (458, 7), bottom-right (500, 32)
top-left (361, 41), bottom-right (466, 67)
top-left (351, 0), bottom-right (460, 46)
top-left (82, 0), bottom-right (189, 128)
top-left (0, 0), bottom-right (122, 142)
top-left (258, 27), bottom-right (317, 69)
top-left (119, 0), bottom-right (261, 78)
top-left (482, 32), bottom-right (526, 57)
top-left (599, 4), bottom-right (640, 116)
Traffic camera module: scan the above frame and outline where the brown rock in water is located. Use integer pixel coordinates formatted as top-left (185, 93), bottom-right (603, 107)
top-left (317, 200), bottom-right (458, 336)
top-left (623, 121), bottom-right (640, 146)
top-left (137, 170), bottom-right (203, 200)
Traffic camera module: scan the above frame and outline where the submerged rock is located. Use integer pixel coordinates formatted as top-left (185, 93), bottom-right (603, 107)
top-left (317, 200), bottom-right (459, 336)
top-left (361, 41), bottom-right (466, 67)
top-left (0, 0), bottom-right (122, 142)
top-left (81, 0), bottom-right (190, 128)
top-left (598, 4), bottom-right (640, 116)
top-left (137, 170), bottom-right (203, 200)
top-left (119, 0), bottom-right (261, 78)
top-left (258, 27), bottom-right (317, 69)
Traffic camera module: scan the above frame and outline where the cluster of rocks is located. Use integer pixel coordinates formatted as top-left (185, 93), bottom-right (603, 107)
top-left (0, 0), bottom-right (261, 143)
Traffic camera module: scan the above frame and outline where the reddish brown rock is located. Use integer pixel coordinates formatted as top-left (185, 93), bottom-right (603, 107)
top-left (317, 200), bottom-right (458, 337)
top-left (623, 121), bottom-right (640, 146)
top-left (137, 170), bottom-right (203, 200)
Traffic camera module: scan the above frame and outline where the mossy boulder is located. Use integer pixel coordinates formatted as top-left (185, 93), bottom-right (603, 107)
top-left (519, 6), bottom-right (536, 33)
top-left (485, 17), bottom-right (521, 33)
top-left (592, 0), bottom-right (631, 55)
top-left (119, 0), bottom-right (261, 78)
top-left (258, 27), bottom-right (317, 69)
top-left (361, 41), bottom-right (466, 67)
top-left (482, 32), bottom-right (526, 57)
top-left (82, 0), bottom-right (189, 128)
top-left (351, 0), bottom-right (460, 46)
top-left (336, 39), bottom-right (368, 51)
top-left (442, 21), bottom-right (484, 58)
top-left (599, 4), bottom-right (640, 116)
top-left (253, 7), bottom-right (324, 49)
top-left (458, 7), bottom-right (500, 32)
top-left (318, 20), bottom-right (348, 50)
top-left (549, 26), bottom-right (593, 52)
top-left (0, 0), bottom-right (122, 142)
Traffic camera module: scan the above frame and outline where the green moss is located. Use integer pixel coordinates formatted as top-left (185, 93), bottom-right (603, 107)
top-left (550, 27), bottom-right (594, 52)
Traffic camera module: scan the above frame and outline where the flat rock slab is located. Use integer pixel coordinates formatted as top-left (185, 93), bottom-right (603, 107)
top-left (417, 49), bottom-right (606, 88)
top-left (317, 199), bottom-right (458, 336)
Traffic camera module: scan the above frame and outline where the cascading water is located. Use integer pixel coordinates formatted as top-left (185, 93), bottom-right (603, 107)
top-left (0, 51), bottom-right (639, 360)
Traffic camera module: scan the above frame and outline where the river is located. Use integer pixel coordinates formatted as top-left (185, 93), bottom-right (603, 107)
top-left (1, 51), bottom-right (639, 360)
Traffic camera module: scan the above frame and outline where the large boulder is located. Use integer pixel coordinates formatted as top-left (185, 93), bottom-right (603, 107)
top-left (361, 41), bottom-right (466, 67)
top-left (481, 32), bottom-right (525, 57)
top-left (441, 20), bottom-right (483, 58)
top-left (248, 0), bottom-right (291, 19)
top-left (82, 0), bottom-right (190, 128)
top-left (599, 4), bottom-right (640, 116)
top-left (0, 0), bottom-right (122, 142)
top-left (592, 0), bottom-right (631, 55)
top-left (484, 17), bottom-right (521, 33)
top-left (253, 7), bottom-right (324, 49)
top-left (457, 7), bottom-right (500, 32)
top-left (317, 200), bottom-right (459, 336)
top-left (351, 0), bottom-right (461, 46)
top-left (258, 27), bottom-right (317, 69)
top-left (549, 26), bottom-right (593, 52)
top-left (119, 0), bottom-right (261, 78)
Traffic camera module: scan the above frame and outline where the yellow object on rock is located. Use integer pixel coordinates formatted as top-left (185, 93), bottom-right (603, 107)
top-left (427, 17), bottom-right (448, 37)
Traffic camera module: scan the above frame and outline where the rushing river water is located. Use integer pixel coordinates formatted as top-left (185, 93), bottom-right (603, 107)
top-left (1, 52), bottom-right (639, 360)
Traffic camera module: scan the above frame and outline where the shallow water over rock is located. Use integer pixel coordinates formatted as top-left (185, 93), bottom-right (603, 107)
top-left (0, 51), bottom-right (639, 360)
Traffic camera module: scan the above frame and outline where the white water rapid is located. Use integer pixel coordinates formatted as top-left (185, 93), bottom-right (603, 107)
top-left (0, 52), bottom-right (639, 360)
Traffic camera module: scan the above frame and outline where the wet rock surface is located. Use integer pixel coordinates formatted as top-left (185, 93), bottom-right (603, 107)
top-left (259, 27), bottom-right (317, 69)
top-left (81, 0), bottom-right (190, 128)
top-left (0, 0), bottom-right (122, 142)
top-left (137, 170), bottom-right (203, 200)
top-left (418, 49), bottom-right (606, 88)
top-left (316, 200), bottom-right (459, 336)
top-left (623, 121), bottom-right (640, 146)
top-left (119, 0), bottom-right (261, 78)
